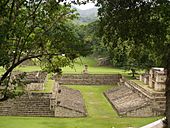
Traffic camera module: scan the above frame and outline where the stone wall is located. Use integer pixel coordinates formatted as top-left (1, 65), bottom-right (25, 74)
top-left (55, 85), bottom-right (87, 117)
top-left (0, 84), bottom-right (87, 117)
top-left (0, 93), bottom-right (54, 117)
top-left (25, 83), bottom-right (45, 91)
top-left (104, 83), bottom-right (155, 117)
top-left (55, 106), bottom-right (86, 117)
top-left (126, 105), bottom-right (154, 117)
top-left (24, 71), bottom-right (48, 91)
top-left (59, 74), bottom-right (121, 85)
top-left (120, 77), bottom-right (165, 116)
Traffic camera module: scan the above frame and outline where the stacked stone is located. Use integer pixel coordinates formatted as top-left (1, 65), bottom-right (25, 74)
top-left (54, 85), bottom-right (87, 117)
top-left (24, 71), bottom-right (48, 91)
top-left (0, 93), bottom-right (54, 117)
top-left (104, 84), bottom-right (153, 117)
top-left (60, 74), bottom-right (121, 85)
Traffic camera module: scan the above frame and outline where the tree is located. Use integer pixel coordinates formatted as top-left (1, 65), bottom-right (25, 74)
top-left (78, 21), bottom-right (108, 57)
top-left (0, 0), bottom-right (90, 100)
top-left (97, 0), bottom-right (170, 127)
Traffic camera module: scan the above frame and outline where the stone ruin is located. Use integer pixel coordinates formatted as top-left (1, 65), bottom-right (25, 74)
top-left (59, 74), bottom-right (121, 85)
top-left (140, 67), bottom-right (167, 92)
top-left (53, 84), bottom-right (87, 117)
top-left (104, 83), bottom-right (153, 117)
top-left (10, 71), bottom-right (48, 91)
top-left (0, 81), bottom-right (87, 117)
top-left (0, 71), bottom-right (87, 117)
top-left (0, 69), bottom-right (166, 118)
top-left (104, 77), bottom-right (165, 117)
top-left (24, 71), bottom-right (48, 91)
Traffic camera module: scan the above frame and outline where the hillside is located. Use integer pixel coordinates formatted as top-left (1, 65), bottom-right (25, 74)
top-left (72, 5), bottom-right (98, 23)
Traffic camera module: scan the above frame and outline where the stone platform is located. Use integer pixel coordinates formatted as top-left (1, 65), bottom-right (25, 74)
top-left (0, 83), bottom-right (87, 117)
top-left (104, 77), bottom-right (166, 117)
top-left (55, 86), bottom-right (87, 117)
top-left (59, 74), bottom-right (121, 85)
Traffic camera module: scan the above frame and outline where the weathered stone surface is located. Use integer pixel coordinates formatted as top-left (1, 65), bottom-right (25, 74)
top-left (0, 93), bottom-right (54, 117)
top-left (105, 77), bottom-right (166, 117)
top-left (24, 71), bottom-right (48, 91)
top-left (60, 74), bottom-right (121, 85)
top-left (55, 85), bottom-right (87, 117)
top-left (122, 77), bottom-right (166, 115)
top-left (10, 71), bottom-right (48, 91)
top-left (104, 84), bottom-right (153, 117)
top-left (0, 84), bottom-right (87, 117)
top-left (148, 68), bottom-right (166, 91)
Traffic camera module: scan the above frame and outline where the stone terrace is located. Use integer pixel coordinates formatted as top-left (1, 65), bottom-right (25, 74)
top-left (55, 86), bottom-right (87, 117)
top-left (11, 71), bottom-right (48, 91)
top-left (60, 74), bottom-right (121, 85)
top-left (24, 71), bottom-right (48, 83)
top-left (0, 93), bottom-right (54, 117)
top-left (24, 71), bottom-right (48, 91)
top-left (123, 78), bottom-right (166, 115)
top-left (0, 84), bottom-right (87, 117)
top-left (104, 83), bottom-right (155, 117)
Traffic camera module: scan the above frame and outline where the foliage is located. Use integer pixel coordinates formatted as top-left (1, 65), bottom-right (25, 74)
top-left (15, 57), bottom-right (131, 76)
top-left (97, 0), bottom-right (170, 126)
top-left (0, 0), bottom-right (91, 100)
top-left (97, 0), bottom-right (170, 67)
top-left (79, 21), bottom-right (110, 58)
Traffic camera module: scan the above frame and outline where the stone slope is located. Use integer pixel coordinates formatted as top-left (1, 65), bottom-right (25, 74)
top-left (104, 84), bottom-right (153, 117)
top-left (55, 86), bottom-right (87, 117)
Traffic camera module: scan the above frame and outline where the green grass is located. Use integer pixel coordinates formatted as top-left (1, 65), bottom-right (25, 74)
top-left (15, 65), bottom-right (41, 72)
top-left (43, 79), bottom-right (54, 93)
top-left (0, 57), bottom-right (144, 76)
top-left (0, 85), bottom-right (161, 128)
top-left (62, 57), bottom-right (128, 74)
top-left (0, 67), bottom-right (5, 75)
top-left (0, 57), bottom-right (131, 75)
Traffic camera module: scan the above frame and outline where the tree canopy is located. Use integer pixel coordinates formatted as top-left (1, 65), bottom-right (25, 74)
top-left (97, 0), bottom-right (170, 126)
top-left (0, 0), bottom-right (91, 100)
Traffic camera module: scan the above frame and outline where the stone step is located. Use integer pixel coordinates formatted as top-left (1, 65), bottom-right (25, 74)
top-left (153, 108), bottom-right (165, 113)
top-left (155, 97), bottom-right (166, 101)
top-left (16, 103), bottom-right (49, 105)
top-left (16, 113), bottom-right (53, 116)
top-left (15, 108), bottom-right (51, 111)
top-left (156, 101), bottom-right (166, 105)
top-left (17, 110), bottom-right (52, 113)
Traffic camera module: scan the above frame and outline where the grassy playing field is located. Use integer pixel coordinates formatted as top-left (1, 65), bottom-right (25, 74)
top-left (0, 57), bottom-right (144, 76)
top-left (0, 57), bottom-right (138, 76)
top-left (0, 57), bottom-right (160, 128)
top-left (8, 57), bottom-right (129, 75)
top-left (0, 85), bottom-right (161, 128)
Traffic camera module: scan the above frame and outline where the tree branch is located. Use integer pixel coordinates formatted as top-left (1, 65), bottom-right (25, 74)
top-left (0, 53), bottom-right (60, 85)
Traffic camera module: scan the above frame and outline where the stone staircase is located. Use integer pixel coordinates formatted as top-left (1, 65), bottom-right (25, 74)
top-left (104, 84), bottom-right (152, 117)
top-left (152, 95), bottom-right (166, 113)
top-left (0, 84), bottom-right (87, 118)
top-left (117, 77), bottom-right (166, 116)
top-left (55, 86), bottom-right (87, 117)
top-left (13, 96), bottom-right (54, 116)
top-left (59, 74), bottom-right (121, 85)
top-left (121, 77), bottom-right (166, 115)
top-left (0, 99), bottom-right (13, 115)
top-left (0, 93), bottom-right (54, 117)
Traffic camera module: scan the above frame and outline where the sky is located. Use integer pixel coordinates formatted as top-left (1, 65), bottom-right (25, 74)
top-left (73, 2), bottom-right (96, 10)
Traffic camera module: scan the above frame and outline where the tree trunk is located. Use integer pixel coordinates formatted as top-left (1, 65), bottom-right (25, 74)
top-left (165, 67), bottom-right (170, 128)
top-left (131, 69), bottom-right (135, 77)
top-left (0, 54), bottom-right (44, 86)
